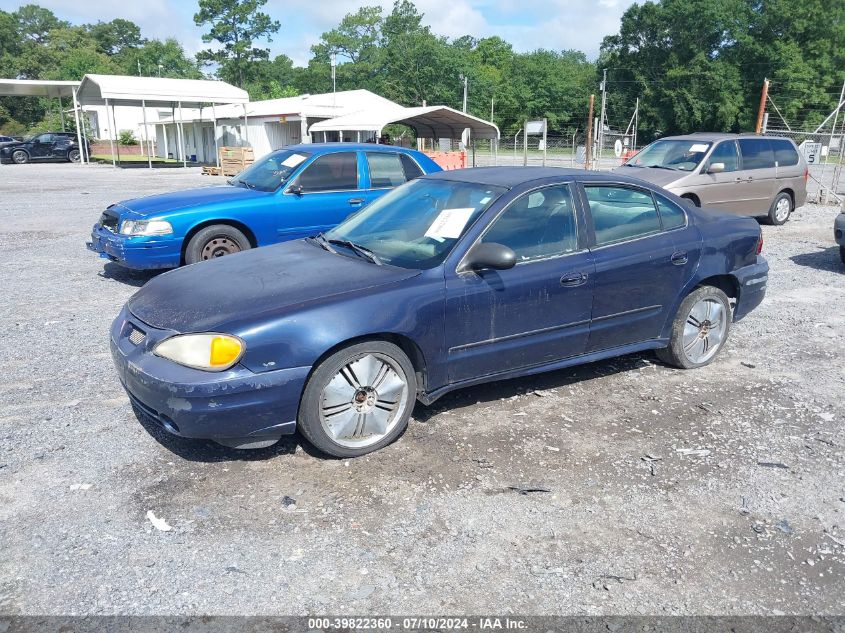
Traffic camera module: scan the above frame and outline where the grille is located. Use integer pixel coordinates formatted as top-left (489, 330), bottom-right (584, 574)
top-left (128, 326), bottom-right (146, 346)
top-left (99, 210), bottom-right (119, 232)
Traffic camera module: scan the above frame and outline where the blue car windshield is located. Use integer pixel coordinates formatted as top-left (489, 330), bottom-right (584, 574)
top-left (324, 178), bottom-right (506, 269)
top-left (231, 149), bottom-right (312, 192)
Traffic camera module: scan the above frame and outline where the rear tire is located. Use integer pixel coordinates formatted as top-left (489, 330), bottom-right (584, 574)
top-left (298, 341), bottom-right (416, 458)
top-left (656, 286), bottom-right (732, 369)
top-left (68, 149), bottom-right (80, 163)
top-left (184, 224), bottom-right (250, 265)
top-left (767, 191), bottom-right (792, 225)
top-left (840, 245), bottom-right (845, 265)
top-left (12, 150), bottom-right (28, 164)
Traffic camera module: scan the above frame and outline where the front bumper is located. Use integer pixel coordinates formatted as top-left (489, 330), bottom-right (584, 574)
top-left (110, 306), bottom-right (309, 443)
top-left (834, 213), bottom-right (845, 247)
top-left (732, 255), bottom-right (769, 321)
top-left (88, 224), bottom-right (182, 270)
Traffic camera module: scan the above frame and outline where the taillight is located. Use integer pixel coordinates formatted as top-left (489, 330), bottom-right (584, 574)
top-left (804, 168), bottom-right (809, 183)
top-left (756, 232), bottom-right (763, 255)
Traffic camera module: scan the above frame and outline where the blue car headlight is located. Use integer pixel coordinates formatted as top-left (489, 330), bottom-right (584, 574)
top-left (154, 333), bottom-right (245, 372)
top-left (120, 219), bottom-right (173, 236)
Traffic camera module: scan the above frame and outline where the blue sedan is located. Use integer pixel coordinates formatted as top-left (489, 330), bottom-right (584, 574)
top-left (88, 143), bottom-right (440, 269)
top-left (111, 167), bottom-right (768, 457)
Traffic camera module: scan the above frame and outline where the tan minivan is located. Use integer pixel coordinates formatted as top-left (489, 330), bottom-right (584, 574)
top-left (614, 133), bottom-right (808, 225)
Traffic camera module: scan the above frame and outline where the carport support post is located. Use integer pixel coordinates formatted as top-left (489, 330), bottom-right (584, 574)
top-left (212, 103), bottom-right (220, 168)
top-left (243, 103), bottom-right (250, 145)
top-left (105, 98), bottom-right (116, 167)
top-left (178, 101), bottom-right (187, 168)
top-left (141, 99), bottom-right (152, 169)
top-left (71, 86), bottom-right (85, 165)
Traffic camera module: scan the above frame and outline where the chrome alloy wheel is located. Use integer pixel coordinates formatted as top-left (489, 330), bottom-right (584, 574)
top-left (774, 196), bottom-right (791, 223)
top-left (318, 353), bottom-right (409, 448)
top-left (683, 297), bottom-right (727, 364)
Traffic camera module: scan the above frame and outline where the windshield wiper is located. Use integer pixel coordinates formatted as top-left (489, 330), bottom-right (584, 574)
top-left (645, 164), bottom-right (677, 170)
top-left (306, 232), bottom-right (337, 254)
top-left (328, 239), bottom-right (383, 266)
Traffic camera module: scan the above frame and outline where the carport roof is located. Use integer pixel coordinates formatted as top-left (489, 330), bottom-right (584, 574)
top-left (308, 105), bottom-right (500, 140)
top-left (76, 74), bottom-right (249, 107)
top-left (0, 79), bottom-right (80, 98)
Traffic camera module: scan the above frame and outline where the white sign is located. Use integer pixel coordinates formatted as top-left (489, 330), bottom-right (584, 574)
top-left (424, 208), bottom-right (475, 240)
top-left (689, 143), bottom-right (710, 152)
top-left (799, 141), bottom-right (822, 165)
top-left (614, 139), bottom-right (623, 157)
top-left (525, 120), bottom-right (546, 135)
top-left (281, 153), bottom-right (307, 168)
top-left (575, 145), bottom-right (586, 165)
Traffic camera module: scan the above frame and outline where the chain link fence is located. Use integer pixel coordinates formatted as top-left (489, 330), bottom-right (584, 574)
top-left (765, 126), bottom-right (844, 202)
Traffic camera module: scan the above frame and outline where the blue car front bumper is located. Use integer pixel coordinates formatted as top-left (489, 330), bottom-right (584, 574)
top-left (110, 307), bottom-right (309, 445)
top-left (88, 224), bottom-right (182, 270)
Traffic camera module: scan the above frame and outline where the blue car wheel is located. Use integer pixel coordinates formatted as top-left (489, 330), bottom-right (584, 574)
top-left (657, 285), bottom-right (732, 370)
top-left (298, 340), bottom-right (417, 458)
top-left (185, 224), bottom-right (251, 265)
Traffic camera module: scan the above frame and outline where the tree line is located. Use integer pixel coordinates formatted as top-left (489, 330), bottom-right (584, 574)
top-left (1, 0), bottom-right (842, 143)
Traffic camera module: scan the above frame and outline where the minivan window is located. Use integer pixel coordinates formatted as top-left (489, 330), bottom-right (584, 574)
top-left (625, 139), bottom-right (711, 171)
top-left (770, 138), bottom-right (800, 166)
top-left (738, 138), bottom-right (775, 169)
top-left (585, 186), bottom-right (662, 246)
top-left (707, 141), bottom-right (739, 172)
top-left (297, 152), bottom-right (359, 193)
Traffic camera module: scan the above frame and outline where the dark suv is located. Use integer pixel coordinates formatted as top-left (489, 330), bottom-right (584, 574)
top-left (0, 132), bottom-right (90, 164)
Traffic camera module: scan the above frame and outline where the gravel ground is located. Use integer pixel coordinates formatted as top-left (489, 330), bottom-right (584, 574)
top-left (0, 163), bottom-right (843, 616)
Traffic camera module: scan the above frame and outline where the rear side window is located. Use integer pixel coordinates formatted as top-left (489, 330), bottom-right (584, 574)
top-left (707, 141), bottom-right (739, 172)
top-left (654, 193), bottom-right (687, 230)
top-left (585, 186), bottom-right (662, 246)
top-left (770, 138), bottom-right (799, 166)
top-left (297, 152), bottom-right (358, 192)
top-left (400, 154), bottom-right (423, 180)
top-left (738, 138), bottom-right (775, 169)
top-left (366, 152), bottom-right (407, 188)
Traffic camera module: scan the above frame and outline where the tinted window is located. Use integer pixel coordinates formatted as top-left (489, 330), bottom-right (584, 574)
top-left (585, 186), bottom-right (661, 246)
top-left (654, 193), bottom-right (687, 230)
top-left (400, 154), bottom-right (423, 180)
top-left (482, 186), bottom-right (577, 262)
top-left (707, 141), bottom-right (739, 172)
top-left (366, 152), bottom-right (407, 188)
top-left (297, 152), bottom-right (358, 192)
top-left (770, 138), bottom-right (799, 166)
top-left (35, 134), bottom-right (53, 143)
top-left (738, 138), bottom-right (775, 169)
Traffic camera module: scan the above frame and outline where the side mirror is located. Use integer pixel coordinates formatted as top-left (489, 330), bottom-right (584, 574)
top-left (288, 184), bottom-right (303, 196)
top-left (707, 162), bottom-right (725, 174)
top-left (463, 242), bottom-right (517, 272)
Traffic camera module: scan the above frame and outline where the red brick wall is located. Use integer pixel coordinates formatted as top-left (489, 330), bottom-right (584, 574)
top-left (91, 142), bottom-right (153, 156)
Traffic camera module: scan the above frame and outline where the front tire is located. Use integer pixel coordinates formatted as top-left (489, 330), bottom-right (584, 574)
top-left (657, 286), bottom-right (732, 369)
top-left (11, 150), bottom-right (28, 164)
top-left (768, 191), bottom-right (792, 225)
top-left (298, 341), bottom-right (417, 458)
top-left (184, 224), bottom-right (250, 265)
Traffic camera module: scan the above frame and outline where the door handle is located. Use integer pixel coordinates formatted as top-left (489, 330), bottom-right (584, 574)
top-left (560, 272), bottom-right (587, 287)
top-left (348, 197), bottom-right (365, 205)
top-left (671, 251), bottom-right (688, 265)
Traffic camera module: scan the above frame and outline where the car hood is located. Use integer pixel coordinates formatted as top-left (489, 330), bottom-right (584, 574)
top-left (613, 165), bottom-right (687, 188)
top-left (128, 240), bottom-right (421, 332)
top-left (118, 185), bottom-right (270, 216)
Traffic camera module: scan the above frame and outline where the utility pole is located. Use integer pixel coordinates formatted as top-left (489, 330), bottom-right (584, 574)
top-left (490, 96), bottom-right (494, 123)
top-left (598, 68), bottom-right (607, 166)
top-left (633, 96), bottom-right (639, 152)
top-left (331, 52), bottom-right (337, 93)
top-left (755, 78), bottom-right (769, 134)
top-left (137, 59), bottom-right (142, 77)
top-left (585, 94), bottom-right (595, 170)
top-left (460, 74), bottom-right (468, 113)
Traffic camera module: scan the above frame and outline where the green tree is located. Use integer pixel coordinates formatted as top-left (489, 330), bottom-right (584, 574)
top-left (88, 18), bottom-right (146, 56)
top-left (194, 0), bottom-right (281, 87)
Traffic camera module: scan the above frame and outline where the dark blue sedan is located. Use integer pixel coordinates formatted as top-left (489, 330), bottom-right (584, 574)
top-left (88, 143), bottom-right (440, 269)
top-left (111, 167), bottom-right (768, 457)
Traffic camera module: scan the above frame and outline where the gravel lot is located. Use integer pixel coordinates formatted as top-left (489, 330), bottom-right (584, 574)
top-left (0, 163), bottom-right (843, 616)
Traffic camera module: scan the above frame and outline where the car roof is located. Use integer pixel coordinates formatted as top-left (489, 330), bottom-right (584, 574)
top-left (422, 166), bottom-right (642, 189)
top-left (659, 132), bottom-right (793, 142)
top-left (282, 142), bottom-right (422, 155)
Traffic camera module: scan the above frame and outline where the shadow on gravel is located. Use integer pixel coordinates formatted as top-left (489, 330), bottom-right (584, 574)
top-left (98, 262), bottom-right (168, 287)
top-left (131, 403), bottom-right (325, 462)
top-left (413, 352), bottom-right (654, 423)
top-left (790, 247), bottom-right (844, 273)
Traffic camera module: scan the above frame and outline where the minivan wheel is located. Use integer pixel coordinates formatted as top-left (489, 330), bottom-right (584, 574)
top-left (12, 150), bottom-right (28, 164)
top-left (656, 286), bottom-right (732, 370)
top-left (768, 192), bottom-right (792, 225)
top-left (298, 341), bottom-right (416, 458)
top-left (184, 224), bottom-right (250, 265)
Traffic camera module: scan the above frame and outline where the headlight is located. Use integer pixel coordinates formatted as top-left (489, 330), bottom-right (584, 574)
top-left (154, 333), bottom-right (245, 371)
top-left (120, 219), bottom-right (173, 236)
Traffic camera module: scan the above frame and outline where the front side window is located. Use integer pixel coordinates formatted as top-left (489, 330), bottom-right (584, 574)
top-left (654, 192), bottom-right (687, 230)
top-left (706, 141), bottom-right (739, 172)
top-left (585, 186), bottom-right (661, 246)
top-left (325, 178), bottom-right (505, 269)
top-left (738, 138), bottom-right (775, 169)
top-left (366, 152), bottom-right (407, 188)
top-left (481, 185), bottom-right (578, 262)
top-left (296, 152), bottom-right (358, 193)
top-left (625, 139), bottom-right (712, 172)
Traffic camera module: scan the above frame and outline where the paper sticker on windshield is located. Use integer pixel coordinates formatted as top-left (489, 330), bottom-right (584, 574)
top-left (281, 153), bottom-right (307, 168)
top-left (689, 143), bottom-right (709, 152)
top-left (425, 208), bottom-right (475, 239)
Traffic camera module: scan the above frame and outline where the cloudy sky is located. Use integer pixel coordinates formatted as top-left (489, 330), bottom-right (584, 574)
top-left (6, 0), bottom-right (639, 66)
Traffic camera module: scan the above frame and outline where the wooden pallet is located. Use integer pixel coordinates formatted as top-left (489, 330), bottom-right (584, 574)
top-left (201, 166), bottom-right (222, 176)
top-left (219, 146), bottom-right (254, 176)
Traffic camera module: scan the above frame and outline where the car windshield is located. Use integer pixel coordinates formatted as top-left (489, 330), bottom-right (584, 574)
top-left (323, 178), bottom-right (506, 269)
top-left (230, 149), bottom-right (311, 192)
top-left (625, 139), bottom-right (712, 172)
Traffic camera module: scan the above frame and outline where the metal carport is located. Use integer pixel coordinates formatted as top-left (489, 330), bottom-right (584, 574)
top-left (75, 74), bottom-right (249, 168)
